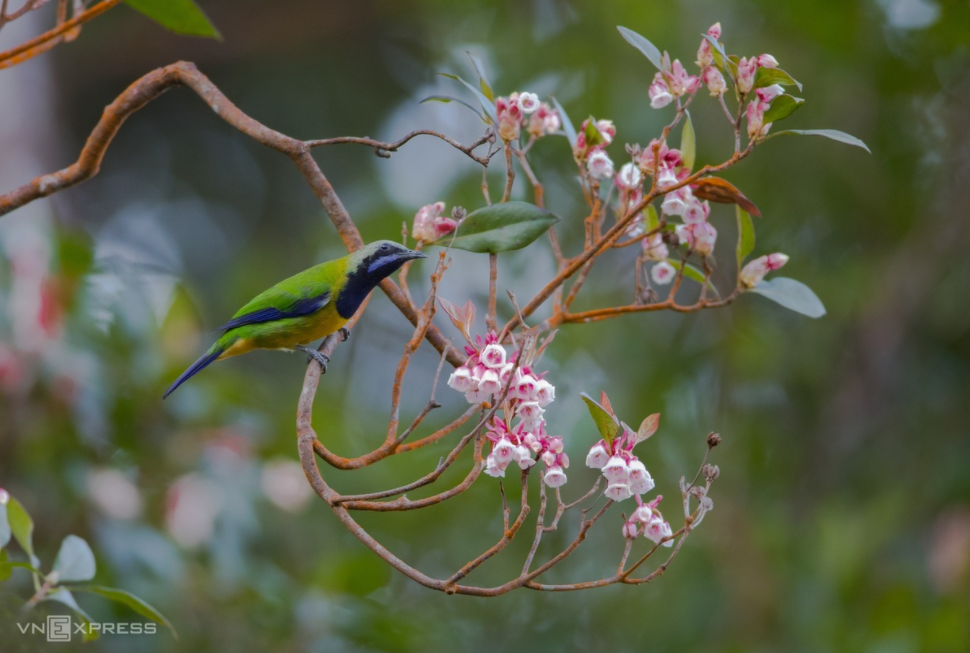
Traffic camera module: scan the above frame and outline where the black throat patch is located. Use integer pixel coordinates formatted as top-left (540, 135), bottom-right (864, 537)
top-left (334, 251), bottom-right (409, 319)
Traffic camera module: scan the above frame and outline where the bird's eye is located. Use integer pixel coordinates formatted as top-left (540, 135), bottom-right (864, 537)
top-left (380, 243), bottom-right (391, 252)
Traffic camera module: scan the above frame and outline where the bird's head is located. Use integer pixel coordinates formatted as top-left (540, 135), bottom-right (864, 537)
top-left (351, 240), bottom-right (427, 282)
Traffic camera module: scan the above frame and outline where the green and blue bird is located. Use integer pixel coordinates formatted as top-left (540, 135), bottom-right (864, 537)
top-left (163, 240), bottom-right (426, 399)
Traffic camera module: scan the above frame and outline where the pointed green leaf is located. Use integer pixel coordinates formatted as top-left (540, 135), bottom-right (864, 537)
top-left (466, 52), bottom-right (494, 102)
top-left (580, 392), bottom-right (619, 447)
top-left (6, 497), bottom-right (38, 568)
top-left (681, 111), bottom-right (696, 171)
top-left (420, 95), bottom-right (485, 122)
top-left (753, 66), bottom-right (802, 92)
top-left (646, 204), bottom-right (660, 231)
top-left (747, 277), bottom-right (826, 318)
top-left (125, 0), bottom-right (220, 38)
top-left (44, 589), bottom-right (99, 641)
top-left (583, 116), bottom-right (605, 148)
top-left (617, 26), bottom-right (663, 72)
top-left (431, 202), bottom-right (560, 254)
top-left (52, 535), bottom-right (96, 582)
top-left (550, 96), bottom-right (576, 146)
top-left (762, 95), bottom-right (805, 125)
top-left (768, 129), bottom-right (870, 153)
top-left (439, 73), bottom-right (497, 125)
top-left (73, 586), bottom-right (177, 638)
top-left (736, 206), bottom-right (755, 267)
top-left (703, 35), bottom-right (737, 78)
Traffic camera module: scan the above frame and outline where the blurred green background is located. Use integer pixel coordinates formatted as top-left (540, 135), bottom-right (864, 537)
top-left (1, 0), bottom-right (969, 651)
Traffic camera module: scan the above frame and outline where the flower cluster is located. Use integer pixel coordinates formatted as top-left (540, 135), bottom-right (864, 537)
top-left (745, 82), bottom-right (783, 140)
top-left (495, 91), bottom-right (560, 142)
top-left (586, 430), bottom-right (655, 502)
top-left (621, 495), bottom-right (674, 546)
top-left (739, 252), bottom-right (789, 288)
top-left (574, 117), bottom-right (617, 180)
top-left (648, 58), bottom-right (700, 109)
top-left (447, 333), bottom-right (565, 487)
top-left (412, 201), bottom-right (460, 244)
top-left (696, 24), bottom-right (727, 97)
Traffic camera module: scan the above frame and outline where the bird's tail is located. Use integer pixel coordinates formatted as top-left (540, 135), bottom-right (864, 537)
top-left (163, 339), bottom-right (231, 399)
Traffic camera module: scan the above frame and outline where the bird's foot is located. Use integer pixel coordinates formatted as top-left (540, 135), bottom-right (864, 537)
top-left (296, 345), bottom-right (330, 373)
top-left (338, 327), bottom-right (351, 342)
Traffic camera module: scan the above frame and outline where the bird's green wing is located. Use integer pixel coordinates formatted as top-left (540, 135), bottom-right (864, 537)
top-left (217, 260), bottom-right (342, 331)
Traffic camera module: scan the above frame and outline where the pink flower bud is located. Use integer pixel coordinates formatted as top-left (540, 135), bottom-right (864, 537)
top-left (756, 84), bottom-right (784, 104)
top-left (707, 22), bottom-right (722, 40)
top-left (691, 221), bottom-right (717, 257)
top-left (541, 450), bottom-right (556, 467)
top-left (668, 60), bottom-right (700, 97)
top-left (746, 100), bottom-right (768, 140)
top-left (737, 57), bottom-right (759, 94)
top-left (587, 150), bottom-right (615, 180)
top-left (648, 72), bottom-right (673, 109)
top-left (605, 482), bottom-right (633, 501)
top-left (622, 520), bottom-right (640, 539)
top-left (523, 432), bottom-right (541, 452)
top-left (656, 165), bottom-right (678, 189)
top-left (702, 67), bottom-right (727, 97)
top-left (596, 120), bottom-right (616, 145)
top-left (766, 253), bottom-right (790, 270)
top-left (547, 436), bottom-right (564, 454)
top-left (499, 363), bottom-right (515, 385)
top-left (615, 162), bottom-right (642, 190)
top-left (602, 455), bottom-right (630, 482)
top-left (642, 232), bottom-right (669, 262)
top-left (480, 343), bottom-right (507, 370)
top-left (543, 466), bottom-right (568, 488)
top-left (517, 91), bottom-right (540, 114)
top-left (757, 53), bottom-right (779, 69)
top-left (412, 201), bottom-right (447, 244)
top-left (534, 379), bottom-right (556, 407)
top-left (511, 371), bottom-right (538, 401)
top-left (651, 261), bottom-right (676, 286)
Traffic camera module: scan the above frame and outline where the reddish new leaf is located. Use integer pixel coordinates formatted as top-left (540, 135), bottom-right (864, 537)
top-left (691, 177), bottom-right (761, 217)
top-left (636, 413), bottom-right (660, 443)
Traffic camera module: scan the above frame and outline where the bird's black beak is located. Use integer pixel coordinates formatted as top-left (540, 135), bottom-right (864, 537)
top-left (405, 249), bottom-right (427, 260)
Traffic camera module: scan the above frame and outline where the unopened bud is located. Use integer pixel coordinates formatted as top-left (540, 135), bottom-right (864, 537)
top-left (702, 463), bottom-right (720, 482)
top-left (707, 432), bottom-right (721, 448)
top-left (451, 206), bottom-right (467, 221)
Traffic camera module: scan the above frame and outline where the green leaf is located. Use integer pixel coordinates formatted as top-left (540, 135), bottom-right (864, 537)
top-left (0, 498), bottom-right (9, 549)
top-left (44, 589), bottom-right (99, 641)
top-left (73, 586), bottom-right (177, 639)
top-left (753, 66), bottom-right (802, 92)
top-left (646, 204), bottom-right (660, 231)
top-left (703, 35), bottom-right (737, 79)
top-left (52, 535), bottom-right (96, 583)
top-left (762, 95), bottom-right (805, 125)
top-left (617, 26), bottom-right (663, 72)
top-left (582, 116), bottom-right (605, 148)
top-left (6, 497), bottom-right (38, 568)
top-left (420, 95), bottom-right (485, 122)
top-left (0, 549), bottom-right (10, 582)
top-left (666, 259), bottom-right (718, 296)
top-left (681, 111), bottom-right (696, 171)
top-left (431, 201), bottom-right (560, 254)
top-left (768, 129), bottom-right (870, 153)
top-left (439, 73), bottom-right (497, 125)
top-left (125, 0), bottom-right (220, 38)
top-left (580, 392), bottom-right (619, 447)
top-left (747, 277), bottom-right (826, 318)
top-left (466, 52), bottom-right (494, 102)
top-left (736, 206), bottom-right (755, 267)
top-left (550, 96), bottom-right (576, 146)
